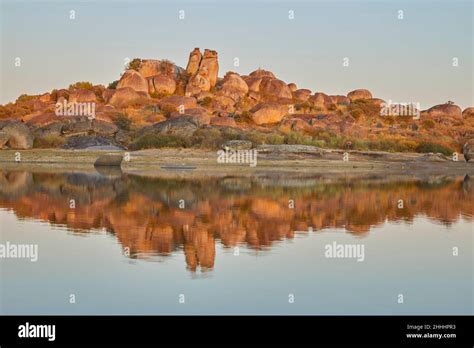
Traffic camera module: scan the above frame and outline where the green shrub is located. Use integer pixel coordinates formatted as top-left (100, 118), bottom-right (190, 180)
top-left (192, 128), bottom-right (223, 149)
top-left (50, 89), bottom-right (58, 101)
top-left (113, 114), bottom-right (132, 131)
top-left (351, 139), bottom-right (370, 151)
top-left (108, 80), bottom-right (119, 89)
top-left (245, 131), bottom-right (268, 146)
top-left (415, 142), bottom-right (454, 156)
top-left (266, 133), bottom-right (285, 145)
top-left (219, 127), bottom-right (242, 141)
top-left (159, 59), bottom-right (175, 76)
top-left (33, 135), bottom-right (65, 148)
top-left (69, 82), bottom-right (94, 90)
top-left (177, 71), bottom-right (191, 86)
top-left (16, 94), bottom-right (36, 103)
top-left (127, 58), bottom-right (142, 71)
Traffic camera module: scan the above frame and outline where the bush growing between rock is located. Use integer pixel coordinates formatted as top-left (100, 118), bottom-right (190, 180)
top-left (416, 142), bottom-right (454, 156)
top-left (127, 58), bottom-right (142, 71)
top-left (69, 82), bottom-right (94, 91)
top-left (108, 80), bottom-right (119, 89)
top-left (285, 131), bottom-right (325, 147)
top-left (16, 94), bottom-right (36, 103)
top-left (113, 113), bottom-right (132, 131)
top-left (34, 134), bottom-right (65, 148)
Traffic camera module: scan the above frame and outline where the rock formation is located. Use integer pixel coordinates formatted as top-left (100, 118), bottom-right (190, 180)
top-left (347, 89), bottom-right (373, 102)
top-left (462, 107), bottom-right (474, 119)
top-left (199, 49), bottom-right (219, 87)
top-left (220, 73), bottom-right (248, 101)
top-left (147, 75), bottom-right (176, 95)
top-left (463, 139), bottom-right (474, 162)
top-left (184, 48), bottom-right (219, 96)
top-left (117, 69), bottom-right (149, 94)
top-left (1, 47), bottom-right (473, 156)
top-left (0, 121), bottom-right (34, 149)
top-left (422, 103), bottom-right (462, 120)
top-left (186, 48), bottom-right (202, 75)
top-left (250, 103), bottom-right (288, 125)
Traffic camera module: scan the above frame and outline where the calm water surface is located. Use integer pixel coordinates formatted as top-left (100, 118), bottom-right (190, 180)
top-left (0, 170), bottom-right (472, 314)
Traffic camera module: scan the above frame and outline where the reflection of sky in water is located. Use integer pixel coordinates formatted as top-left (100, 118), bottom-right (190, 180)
top-left (1, 208), bottom-right (472, 315)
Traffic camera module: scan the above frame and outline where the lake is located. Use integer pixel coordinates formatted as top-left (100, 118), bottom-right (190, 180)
top-left (0, 169), bottom-right (472, 315)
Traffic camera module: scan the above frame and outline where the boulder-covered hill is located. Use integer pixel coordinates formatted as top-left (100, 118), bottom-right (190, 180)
top-left (0, 47), bottom-right (473, 158)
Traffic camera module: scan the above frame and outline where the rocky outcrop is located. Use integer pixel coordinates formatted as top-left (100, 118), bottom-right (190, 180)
top-left (117, 69), bottom-right (149, 94)
top-left (147, 75), bottom-right (176, 95)
top-left (102, 89), bottom-right (116, 103)
top-left (259, 77), bottom-right (292, 99)
top-left (186, 48), bottom-right (202, 75)
top-left (250, 103), bottom-right (288, 125)
top-left (186, 69), bottom-right (211, 96)
top-left (347, 89), bottom-right (373, 102)
top-left (0, 131), bottom-right (9, 148)
top-left (159, 95), bottom-right (197, 112)
top-left (309, 92), bottom-right (334, 109)
top-left (139, 116), bottom-right (199, 138)
top-left (330, 95), bottom-right (350, 105)
top-left (243, 76), bottom-right (263, 93)
top-left (68, 89), bottom-right (97, 103)
top-left (34, 122), bottom-right (64, 138)
top-left (422, 103), bottom-right (462, 120)
top-left (185, 48), bottom-right (219, 96)
top-left (279, 117), bottom-right (314, 134)
top-left (60, 119), bottom-right (118, 137)
top-left (293, 89), bottom-right (312, 102)
top-left (369, 98), bottom-right (386, 108)
top-left (249, 69), bottom-right (276, 79)
top-left (39, 93), bottom-right (51, 103)
top-left (211, 95), bottom-right (236, 112)
top-left (92, 120), bottom-right (118, 136)
top-left (94, 154), bottom-right (123, 167)
top-left (170, 107), bottom-right (211, 126)
top-left (108, 87), bottom-right (147, 107)
top-left (210, 117), bottom-right (237, 127)
top-left (0, 121), bottom-right (34, 149)
top-left (222, 140), bottom-right (252, 150)
top-left (287, 83), bottom-right (297, 92)
top-left (138, 60), bottom-right (161, 78)
top-left (256, 144), bottom-right (326, 156)
top-left (463, 139), bottom-right (474, 162)
top-left (220, 73), bottom-right (248, 100)
top-left (462, 107), bottom-right (474, 119)
top-left (61, 119), bottom-right (91, 135)
top-left (63, 135), bottom-right (122, 150)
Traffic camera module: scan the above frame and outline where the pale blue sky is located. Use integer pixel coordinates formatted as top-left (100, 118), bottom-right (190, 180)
top-left (1, 0), bottom-right (473, 109)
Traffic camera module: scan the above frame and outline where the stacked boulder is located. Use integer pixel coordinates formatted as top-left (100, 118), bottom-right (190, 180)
top-left (185, 48), bottom-right (219, 96)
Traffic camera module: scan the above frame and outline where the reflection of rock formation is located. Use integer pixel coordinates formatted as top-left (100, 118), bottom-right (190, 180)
top-left (0, 171), bottom-right (33, 197)
top-left (0, 171), bottom-right (472, 272)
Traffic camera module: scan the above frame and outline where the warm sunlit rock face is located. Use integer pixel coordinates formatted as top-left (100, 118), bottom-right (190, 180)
top-left (1, 47), bottom-right (472, 153)
top-left (0, 171), bottom-right (472, 272)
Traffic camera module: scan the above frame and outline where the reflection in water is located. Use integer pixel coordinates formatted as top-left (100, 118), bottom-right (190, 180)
top-left (0, 170), bottom-right (472, 272)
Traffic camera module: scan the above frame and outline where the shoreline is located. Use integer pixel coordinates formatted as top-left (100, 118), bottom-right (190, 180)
top-left (0, 148), bottom-right (473, 178)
